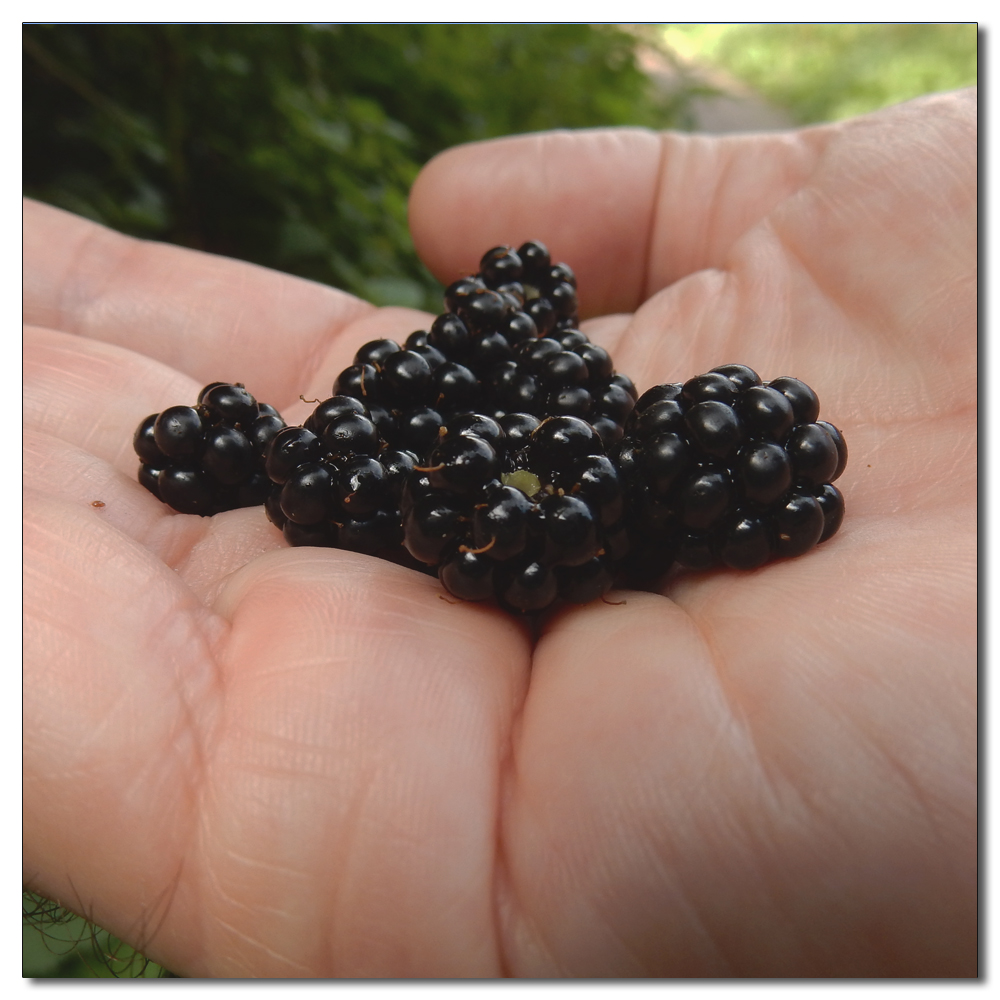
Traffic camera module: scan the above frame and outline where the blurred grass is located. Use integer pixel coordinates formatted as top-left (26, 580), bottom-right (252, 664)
top-left (661, 23), bottom-right (978, 124)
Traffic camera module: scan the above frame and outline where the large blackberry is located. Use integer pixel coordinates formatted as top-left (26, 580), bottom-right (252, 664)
top-left (401, 413), bottom-right (631, 613)
top-left (133, 382), bottom-right (286, 515)
top-left (337, 242), bottom-right (637, 454)
top-left (615, 366), bottom-right (847, 580)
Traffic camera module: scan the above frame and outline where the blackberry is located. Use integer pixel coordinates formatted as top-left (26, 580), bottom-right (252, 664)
top-left (133, 382), bottom-right (286, 515)
top-left (262, 393), bottom-right (411, 561)
top-left (616, 366), bottom-right (847, 580)
top-left (368, 242), bottom-right (637, 447)
top-left (402, 413), bottom-right (630, 613)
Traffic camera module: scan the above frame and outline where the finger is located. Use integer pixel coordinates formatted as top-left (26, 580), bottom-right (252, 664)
top-left (23, 493), bottom-right (227, 961)
top-left (24, 324), bottom-right (202, 472)
top-left (23, 198), bottom-right (374, 405)
top-left (23, 426), bottom-right (288, 601)
top-left (501, 538), bottom-right (976, 975)
top-left (408, 126), bottom-right (830, 317)
top-left (24, 517), bottom-right (532, 976)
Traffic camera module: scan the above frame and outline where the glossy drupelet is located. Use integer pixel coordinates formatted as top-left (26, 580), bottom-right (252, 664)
top-left (615, 365), bottom-right (847, 579)
top-left (133, 382), bottom-right (286, 515)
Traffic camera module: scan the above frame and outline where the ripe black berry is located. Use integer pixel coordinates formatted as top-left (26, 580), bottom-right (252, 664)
top-left (683, 400), bottom-right (743, 458)
top-left (420, 433), bottom-right (499, 494)
top-left (444, 276), bottom-right (486, 314)
top-left (134, 383), bottom-right (286, 516)
top-left (266, 426), bottom-right (322, 484)
top-left (380, 350), bottom-right (433, 403)
top-left (403, 493), bottom-right (470, 565)
top-left (786, 423), bottom-right (840, 485)
top-left (769, 376), bottom-right (820, 424)
top-left (333, 363), bottom-right (381, 403)
top-left (518, 240), bottom-right (551, 283)
top-left (736, 441), bottom-right (793, 506)
top-left (338, 456), bottom-right (392, 517)
top-left (355, 338), bottom-right (401, 368)
top-left (200, 383), bottom-right (258, 427)
top-left (497, 559), bottom-right (559, 614)
top-left (773, 491), bottom-right (825, 558)
top-left (134, 413), bottom-right (168, 467)
top-left (440, 549), bottom-right (496, 602)
top-left (157, 466), bottom-right (216, 516)
top-left (529, 415), bottom-right (603, 476)
top-left (428, 313), bottom-right (471, 358)
top-left (720, 512), bottom-right (772, 570)
top-left (615, 367), bottom-right (848, 583)
top-left (322, 412), bottom-right (380, 458)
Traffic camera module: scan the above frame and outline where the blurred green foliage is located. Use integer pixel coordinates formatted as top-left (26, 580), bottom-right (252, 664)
top-left (23, 23), bottom-right (684, 311)
top-left (661, 23), bottom-right (978, 125)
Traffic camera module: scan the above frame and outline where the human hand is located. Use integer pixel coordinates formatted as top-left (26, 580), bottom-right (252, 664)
top-left (23, 88), bottom-right (976, 977)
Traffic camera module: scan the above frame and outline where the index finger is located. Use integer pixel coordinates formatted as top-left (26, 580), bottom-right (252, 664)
top-left (22, 198), bottom-right (375, 405)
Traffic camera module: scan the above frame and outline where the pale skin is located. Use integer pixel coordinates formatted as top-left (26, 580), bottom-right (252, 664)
top-left (23, 89), bottom-right (976, 977)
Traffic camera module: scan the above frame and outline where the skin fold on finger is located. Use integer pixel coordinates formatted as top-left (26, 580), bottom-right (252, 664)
top-left (22, 198), bottom-right (374, 406)
top-left (24, 490), bottom-right (534, 976)
top-left (173, 547), bottom-right (532, 976)
top-left (25, 324), bottom-right (204, 474)
top-left (498, 520), bottom-right (976, 977)
top-left (23, 495), bottom-right (229, 966)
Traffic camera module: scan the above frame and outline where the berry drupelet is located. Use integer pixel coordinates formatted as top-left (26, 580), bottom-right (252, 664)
top-left (615, 365), bottom-right (847, 581)
top-left (133, 382), bottom-right (286, 515)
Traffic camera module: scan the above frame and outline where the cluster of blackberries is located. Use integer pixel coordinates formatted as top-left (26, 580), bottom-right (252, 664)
top-left (616, 365), bottom-right (847, 576)
top-left (131, 240), bottom-right (848, 614)
top-left (133, 382), bottom-right (285, 515)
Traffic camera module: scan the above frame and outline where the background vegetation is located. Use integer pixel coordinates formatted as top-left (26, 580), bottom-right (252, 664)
top-left (23, 23), bottom-right (687, 312)
top-left (660, 23), bottom-right (978, 125)
top-left (22, 22), bottom-right (977, 978)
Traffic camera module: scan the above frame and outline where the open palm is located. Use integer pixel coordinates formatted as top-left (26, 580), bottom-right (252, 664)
top-left (23, 90), bottom-right (976, 977)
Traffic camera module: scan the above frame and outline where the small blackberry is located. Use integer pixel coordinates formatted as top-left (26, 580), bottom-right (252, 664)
top-left (133, 382), bottom-right (286, 515)
top-left (263, 393), bottom-right (413, 561)
top-left (616, 366), bottom-right (847, 580)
